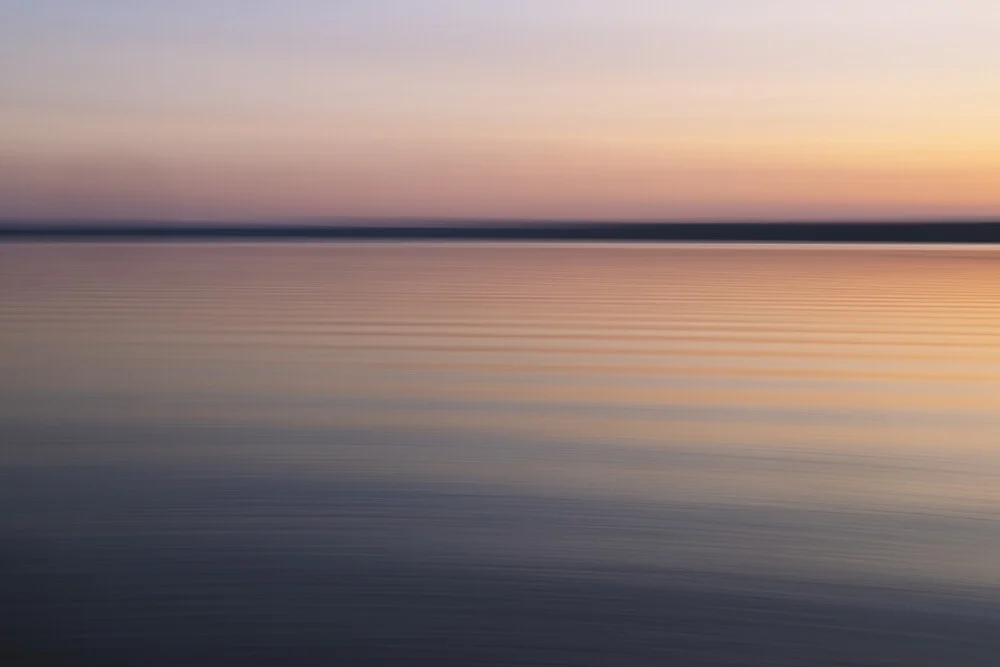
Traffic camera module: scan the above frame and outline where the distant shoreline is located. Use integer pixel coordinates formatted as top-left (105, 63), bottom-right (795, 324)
top-left (4, 220), bottom-right (1000, 243)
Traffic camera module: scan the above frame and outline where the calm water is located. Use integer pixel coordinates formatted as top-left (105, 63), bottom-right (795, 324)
top-left (3, 242), bottom-right (1000, 666)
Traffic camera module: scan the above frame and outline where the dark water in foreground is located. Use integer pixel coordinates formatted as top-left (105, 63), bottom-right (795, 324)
top-left (3, 242), bottom-right (1000, 666)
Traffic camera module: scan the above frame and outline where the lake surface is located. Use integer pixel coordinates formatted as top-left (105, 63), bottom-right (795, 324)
top-left (3, 242), bottom-right (1000, 666)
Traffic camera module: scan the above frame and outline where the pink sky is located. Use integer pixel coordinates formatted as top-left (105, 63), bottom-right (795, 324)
top-left (3, 0), bottom-right (999, 220)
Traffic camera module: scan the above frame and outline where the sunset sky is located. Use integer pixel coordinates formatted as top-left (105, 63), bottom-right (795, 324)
top-left (3, 0), bottom-right (999, 221)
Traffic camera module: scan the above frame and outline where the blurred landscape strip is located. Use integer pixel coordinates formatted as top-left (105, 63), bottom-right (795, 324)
top-left (4, 219), bottom-right (1000, 242)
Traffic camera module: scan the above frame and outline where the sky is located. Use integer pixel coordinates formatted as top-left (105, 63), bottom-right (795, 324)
top-left (2, 0), bottom-right (1000, 221)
